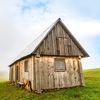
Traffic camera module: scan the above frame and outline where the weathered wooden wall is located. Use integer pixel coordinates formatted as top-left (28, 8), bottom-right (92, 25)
top-left (9, 55), bottom-right (85, 93)
top-left (34, 56), bottom-right (85, 93)
top-left (34, 23), bottom-right (83, 57)
top-left (9, 56), bottom-right (34, 89)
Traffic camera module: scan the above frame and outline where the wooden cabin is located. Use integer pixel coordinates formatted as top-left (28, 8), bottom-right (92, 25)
top-left (8, 18), bottom-right (89, 93)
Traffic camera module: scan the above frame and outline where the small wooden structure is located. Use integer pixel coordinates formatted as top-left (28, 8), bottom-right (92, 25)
top-left (8, 18), bottom-right (89, 93)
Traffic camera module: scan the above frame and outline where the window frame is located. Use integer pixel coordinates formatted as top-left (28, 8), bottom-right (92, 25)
top-left (24, 60), bottom-right (28, 72)
top-left (54, 58), bottom-right (66, 72)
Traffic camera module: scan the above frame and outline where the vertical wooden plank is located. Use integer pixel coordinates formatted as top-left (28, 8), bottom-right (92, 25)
top-left (76, 58), bottom-right (81, 86)
top-left (44, 40), bottom-right (46, 54)
top-left (75, 45), bottom-right (78, 56)
top-left (39, 43), bottom-right (43, 54)
top-left (49, 33), bottom-right (52, 54)
top-left (11, 67), bottom-right (13, 81)
top-left (64, 38), bottom-right (68, 56)
top-left (45, 37), bottom-right (48, 55)
top-left (54, 26), bottom-right (58, 55)
top-left (43, 56), bottom-right (47, 89)
top-left (9, 67), bottom-right (11, 81)
top-left (20, 62), bottom-right (22, 82)
top-left (56, 23), bottom-right (61, 37)
top-left (59, 73), bottom-right (62, 88)
top-left (18, 61), bottom-right (20, 82)
top-left (44, 57), bottom-right (47, 89)
top-left (54, 72), bottom-right (58, 88)
top-left (70, 39), bottom-right (73, 56)
top-left (15, 64), bottom-right (17, 82)
top-left (36, 58), bottom-right (41, 93)
top-left (48, 57), bottom-right (54, 89)
top-left (70, 59), bottom-right (75, 87)
top-left (34, 56), bottom-right (36, 90)
top-left (47, 35), bottom-right (50, 55)
top-left (41, 42), bottom-right (44, 54)
top-left (40, 56), bottom-right (43, 89)
top-left (60, 27), bottom-right (64, 55)
top-left (36, 58), bottom-right (38, 91)
top-left (72, 41), bottom-right (75, 56)
top-left (42, 56), bottom-right (45, 89)
top-left (68, 37), bottom-right (71, 56)
top-left (49, 57), bottom-right (51, 88)
top-left (31, 55), bottom-right (34, 90)
top-left (67, 59), bottom-right (71, 87)
top-left (57, 72), bottom-right (60, 88)
top-left (36, 48), bottom-right (40, 58)
top-left (47, 57), bottom-right (49, 89)
top-left (52, 30), bottom-right (55, 55)
top-left (78, 57), bottom-right (85, 86)
top-left (52, 57), bottom-right (55, 88)
top-left (63, 29), bottom-right (68, 56)
top-left (62, 72), bottom-right (65, 88)
top-left (56, 38), bottom-right (60, 55)
top-left (73, 60), bottom-right (77, 86)
top-left (64, 58), bottom-right (68, 87)
top-left (63, 58), bottom-right (68, 88)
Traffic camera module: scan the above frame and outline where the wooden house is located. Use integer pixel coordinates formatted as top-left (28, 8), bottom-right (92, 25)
top-left (8, 18), bottom-right (89, 93)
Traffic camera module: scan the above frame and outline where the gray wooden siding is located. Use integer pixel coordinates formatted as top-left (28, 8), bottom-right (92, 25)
top-left (9, 55), bottom-right (85, 93)
top-left (34, 55), bottom-right (84, 93)
top-left (34, 23), bottom-right (83, 57)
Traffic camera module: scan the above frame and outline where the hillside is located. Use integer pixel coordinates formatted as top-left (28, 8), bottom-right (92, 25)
top-left (0, 68), bottom-right (100, 100)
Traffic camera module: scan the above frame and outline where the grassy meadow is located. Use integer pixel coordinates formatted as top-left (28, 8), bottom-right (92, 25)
top-left (0, 68), bottom-right (100, 100)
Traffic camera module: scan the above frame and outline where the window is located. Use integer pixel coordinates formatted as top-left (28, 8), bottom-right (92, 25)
top-left (24, 60), bottom-right (28, 72)
top-left (54, 58), bottom-right (66, 71)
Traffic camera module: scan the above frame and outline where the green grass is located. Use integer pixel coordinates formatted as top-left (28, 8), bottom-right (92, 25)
top-left (0, 68), bottom-right (100, 100)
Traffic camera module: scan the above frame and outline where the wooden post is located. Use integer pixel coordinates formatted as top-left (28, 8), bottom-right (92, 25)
top-left (31, 55), bottom-right (34, 90)
top-left (9, 67), bottom-right (11, 81)
top-left (36, 58), bottom-right (41, 93)
top-left (15, 64), bottom-right (17, 83)
top-left (78, 56), bottom-right (85, 86)
top-left (18, 61), bottom-right (20, 82)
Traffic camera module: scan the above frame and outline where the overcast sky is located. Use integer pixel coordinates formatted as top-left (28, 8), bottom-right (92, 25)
top-left (0, 0), bottom-right (100, 72)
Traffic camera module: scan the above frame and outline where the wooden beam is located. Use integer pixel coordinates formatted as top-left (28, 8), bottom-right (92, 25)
top-left (36, 58), bottom-right (41, 93)
top-left (56, 36), bottom-right (68, 38)
top-left (78, 58), bottom-right (85, 86)
top-left (31, 55), bottom-right (34, 90)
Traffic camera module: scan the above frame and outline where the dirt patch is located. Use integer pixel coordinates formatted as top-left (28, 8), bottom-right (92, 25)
top-left (74, 94), bottom-right (80, 98)
top-left (94, 91), bottom-right (99, 93)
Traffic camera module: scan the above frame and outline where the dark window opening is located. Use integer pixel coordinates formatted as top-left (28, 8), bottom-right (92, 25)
top-left (24, 60), bottom-right (28, 72)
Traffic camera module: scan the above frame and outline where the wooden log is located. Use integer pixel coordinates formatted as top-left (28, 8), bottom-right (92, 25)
top-left (22, 78), bottom-right (31, 91)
